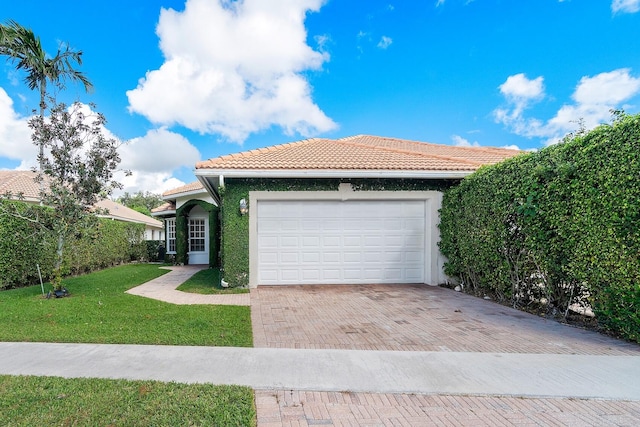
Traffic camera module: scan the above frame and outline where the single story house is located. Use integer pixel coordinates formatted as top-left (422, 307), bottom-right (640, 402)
top-left (0, 170), bottom-right (164, 241)
top-left (157, 135), bottom-right (520, 288)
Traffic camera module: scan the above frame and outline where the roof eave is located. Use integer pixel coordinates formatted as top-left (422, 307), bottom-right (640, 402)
top-left (195, 169), bottom-right (473, 180)
top-left (161, 188), bottom-right (208, 201)
top-left (151, 209), bottom-right (176, 218)
top-left (96, 214), bottom-right (162, 227)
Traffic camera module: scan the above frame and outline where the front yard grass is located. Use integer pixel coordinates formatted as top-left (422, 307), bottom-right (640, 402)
top-left (0, 375), bottom-right (256, 426)
top-left (177, 268), bottom-right (249, 294)
top-left (0, 264), bottom-right (252, 347)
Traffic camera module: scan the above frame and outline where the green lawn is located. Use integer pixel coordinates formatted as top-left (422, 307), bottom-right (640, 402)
top-left (0, 375), bottom-right (256, 426)
top-left (0, 264), bottom-right (252, 347)
top-left (177, 268), bottom-right (249, 294)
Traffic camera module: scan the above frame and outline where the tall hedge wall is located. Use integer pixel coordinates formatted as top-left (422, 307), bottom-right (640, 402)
top-left (439, 113), bottom-right (640, 342)
top-left (0, 201), bottom-right (146, 289)
top-left (220, 177), bottom-right (457, 287)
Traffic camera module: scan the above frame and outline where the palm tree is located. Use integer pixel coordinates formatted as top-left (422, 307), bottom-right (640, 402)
top-left (0, 20), bottom-right (93, 170)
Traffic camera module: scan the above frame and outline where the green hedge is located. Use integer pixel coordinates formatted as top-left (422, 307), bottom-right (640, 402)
top-left (0, 201), bottom-right (146, 289)
top-left (439, 113), bottom-right (640, 342)
top-left (220, 178), bottom-right (456, 287)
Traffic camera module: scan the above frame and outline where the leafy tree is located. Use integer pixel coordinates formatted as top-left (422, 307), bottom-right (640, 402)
top-left (117, 191), bottom-right (164, 216)
top-left (29, 101), bottom-right (124, 289)
top-left (0, 20), bottom-right (92, 171)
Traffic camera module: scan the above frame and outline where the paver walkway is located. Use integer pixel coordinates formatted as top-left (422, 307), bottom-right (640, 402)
top-left (125, 265), bottom-right (250, 306)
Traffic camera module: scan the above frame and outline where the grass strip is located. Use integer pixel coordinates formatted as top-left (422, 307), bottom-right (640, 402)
top-left (0, 264), bottom-right (252, 347)
top-left (176, 268), bottom-right (249, 295)
top-left (0, 375), bottom-right (256, 426)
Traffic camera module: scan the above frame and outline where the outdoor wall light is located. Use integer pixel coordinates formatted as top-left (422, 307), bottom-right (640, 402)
top-left (239, 198), bottom-right (248, 215)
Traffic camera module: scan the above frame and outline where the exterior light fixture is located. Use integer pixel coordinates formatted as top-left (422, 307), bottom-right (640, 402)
top-left (239, 198), bottom-right (248, 215)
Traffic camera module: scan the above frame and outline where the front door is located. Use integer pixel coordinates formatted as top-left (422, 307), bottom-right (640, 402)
top-left (188, 214), bottom-right (209, 264)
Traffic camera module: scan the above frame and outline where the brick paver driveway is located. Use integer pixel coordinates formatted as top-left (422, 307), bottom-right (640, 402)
top-left (251, 284), bottom-right (639, 355)
top-left (251, 284), bottom-right (640, 426)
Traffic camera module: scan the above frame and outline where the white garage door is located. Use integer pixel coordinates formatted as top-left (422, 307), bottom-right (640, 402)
top-left (257, 200), bottom-right (426, 285)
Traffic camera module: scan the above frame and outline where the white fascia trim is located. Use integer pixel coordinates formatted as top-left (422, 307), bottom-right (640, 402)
top-left (195, 169), bottom-right (472, 179)
top-left (161, 189), bottom-right (208, 201)
top-left (151, 210), bottom-right (176, 217)
top-left (197, 175), bottom-right (221, 205)
top-left (96, 215), bottom-right (162, 227)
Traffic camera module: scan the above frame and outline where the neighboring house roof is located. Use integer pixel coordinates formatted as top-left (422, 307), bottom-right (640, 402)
top-left (0, 170), bottom-right (161, 228)
top-left (162, 181), bottom-right (204, 197)
top-left (0, 170), bottom-right (44, 203)
top-left (195, 135), bottom-right (521, 175)
top-left (151, 201), bottom-right (176, 216)
top-left (93, 199), bottom-right (162, 228)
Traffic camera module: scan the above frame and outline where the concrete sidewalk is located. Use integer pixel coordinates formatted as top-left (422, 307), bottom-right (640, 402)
top-left (125, 265), bottom-right (250, 306)
top-left (1, 342), bottom-right (639, 401)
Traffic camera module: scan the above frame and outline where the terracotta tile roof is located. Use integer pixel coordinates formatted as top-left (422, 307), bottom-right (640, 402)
top-left (195, 135), bottom-right (521, 172)
top-left (151, 201), bottom-right (176, 214)
top-left (93, 199), bottom-right (163, 228)
top-left (0, 170), bottom-right (43, 202)
top-left (1, 170), bottom-right (161, 228)
top-left (162, 181), bottom-right (204, 197)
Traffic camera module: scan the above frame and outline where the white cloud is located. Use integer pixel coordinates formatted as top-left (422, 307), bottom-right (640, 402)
top-left (436, 0), bottom-right (445, 7)
top-left (612, 0), bottom-right (640, 13)
top-left (377, 36), bottom-right (393, 49)
top-left (0, 87), bottom-right (35, 166)
top-left (115, 127), bottom-right (201, 196)
top-left (452, 134), bottom-right (521, 151)
top-left (114, 171), bottom-right (188, 197)
top-left (127, 0), bottom-right (336, 144)
top-left (451, 135), bottom-right (480, 147)
top-left (499, 73), bottom-right (545, 103)
top-left (494, 69), bottom-right (640, 145)
top-left (572, 68), bottom-right (640, 105)
top-left (119, 128), bottom-right (200, 173)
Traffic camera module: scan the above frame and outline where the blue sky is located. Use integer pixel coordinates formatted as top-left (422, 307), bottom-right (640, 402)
top-left (1, 0), bottom-right (639, 195)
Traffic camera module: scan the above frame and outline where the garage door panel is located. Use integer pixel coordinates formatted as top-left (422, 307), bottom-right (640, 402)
top-left (302, 269), bottom-right (320, 280)
top-left (343, 252), bottom-right (361, 263)
top-left (363, 251), bottom-right (383, 262)
top-left (302, 252), bottom-right (320, 263)
top-left (257, 200), bottom-right (426, 285)
top-left (302, 220), bottom-right (320, 231)
top-left (344, 269), bottom-right (362, 279)
top-left (260, 252), bottom-right (278, 264)
top-left (281, 236), bottom-right (299, 247)
top-left (344, 236), bottom-right (362, 247)
top-left (323, 269), bottom-right (341, 280)
top-left (302, 236), bottom-right (320, 247)
top-left (280, 252), bottom-right (299, 263)
top-left (323, 236), bottom-right (340, 246)
top-left (384, 269), bottom-right (403, 280)
top-left (281, 269), bottom-right (299, 281)
top-left (323, 252), bottom-right (341, 262)
top-left (259, 235), bottom-right (278, 245)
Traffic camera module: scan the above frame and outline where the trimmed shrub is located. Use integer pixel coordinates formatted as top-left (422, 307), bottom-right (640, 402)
top-left (0, 201), bottom-right (146, 289)
top-left (439, 112), bottom-right (640, 342)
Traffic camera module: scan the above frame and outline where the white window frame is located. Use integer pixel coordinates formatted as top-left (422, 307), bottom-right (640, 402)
top-left (166, 218), bottom-right (176, 254)
top-left (189, 218), bottom-right (206, 252)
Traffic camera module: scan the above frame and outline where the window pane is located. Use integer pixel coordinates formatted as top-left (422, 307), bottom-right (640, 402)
top-left (167, 219), bottom-right (176, 253)
top-left (189, 219), bottom-right (205, 252)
